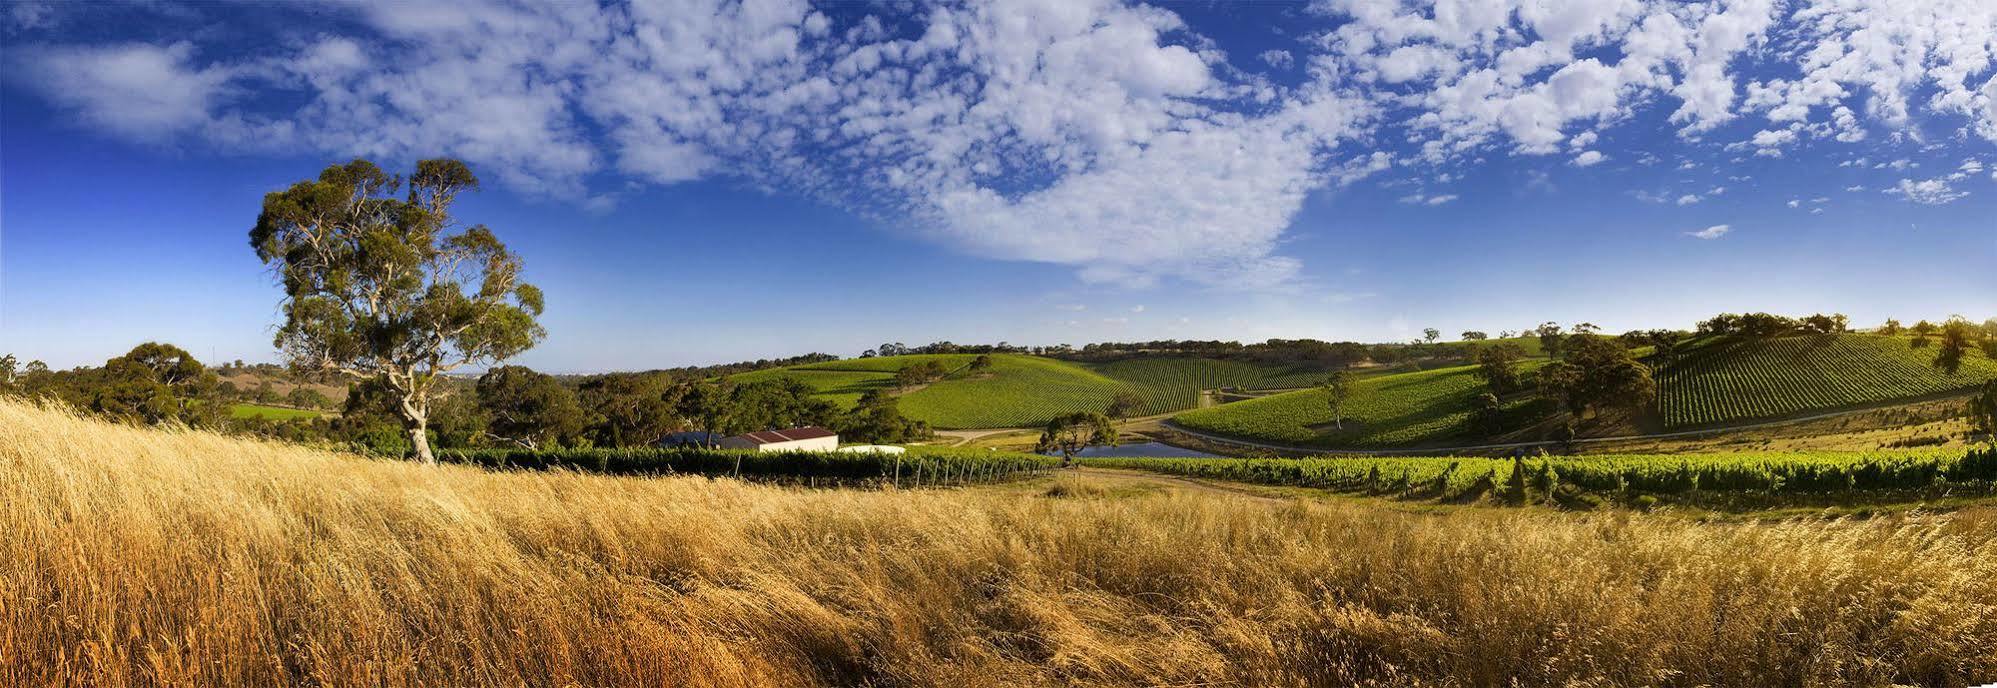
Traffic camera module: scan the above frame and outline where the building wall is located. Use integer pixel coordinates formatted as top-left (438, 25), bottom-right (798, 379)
top-left (756, 436), bottom-right (838, 453)
top-left (717, 435), bottom-right (839, 452)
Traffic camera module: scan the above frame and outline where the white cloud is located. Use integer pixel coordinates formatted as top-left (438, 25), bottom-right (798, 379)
top-left (1399, 192), bottom-right (1458, 205)
top-left (1130, 305), bottom-right (1146, 313)
top-left (1676, 194), bottom-right (1700, 205)
top-left (1887, 177), bottom-right (1969, 205)
top-left (15, 0), bottom-right (1997, 288)
top-left (1786, 199), bottom-right (1799, 208)
top-left (15, 42), bottom-right (246, 143)
top-left (1686, 224), bottom-right (1731, 239)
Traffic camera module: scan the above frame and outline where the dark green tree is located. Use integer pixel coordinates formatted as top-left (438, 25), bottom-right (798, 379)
top-left (1969, 381), bottom-right (1997, 446)
top-left (1473, 343), bottom-right (1527, 393)
top-left (476, 366), bottom-right (587, 450)
top-left (676, 382), bottom-right (737, 447)
top-left (578, 373), bottom-right (684, 447)
top-left (1537, 335), bottom-right (1655, 418)
top-left (1535, 322), bottom-right (1566, 360)
top-left (1106, 389), bottom-right (1144, 421)
top-left (836, 389), bottom-right (932, 444)
top-left (91, 343), bottom-right (222, 427)
top-left (1470, 392), bottom-right (1505, 435)
top-left (1934, 317), bottom-right (1974, 375)
top-left (250, 159), bottom-right (545, 464)
top-left (1037, 412), bottom-right (1115, 465)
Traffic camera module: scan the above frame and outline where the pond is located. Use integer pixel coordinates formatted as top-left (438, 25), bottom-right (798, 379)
top-left (1048, 441), bottom-right (1221, 459)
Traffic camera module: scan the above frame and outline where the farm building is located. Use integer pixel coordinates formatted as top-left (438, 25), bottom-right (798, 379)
top-left (716, 426), bottom-right (838, 452)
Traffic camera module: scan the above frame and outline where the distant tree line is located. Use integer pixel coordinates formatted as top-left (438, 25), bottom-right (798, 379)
top-left (0, 345), bottom-right (931, 458)
top-left (1697, 312), bottom-right (1851, 337)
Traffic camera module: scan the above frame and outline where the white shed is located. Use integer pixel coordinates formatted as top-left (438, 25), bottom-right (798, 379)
top-left (717, 426), bottom-right (839, 452)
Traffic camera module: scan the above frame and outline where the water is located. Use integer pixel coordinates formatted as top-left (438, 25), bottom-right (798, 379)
top-left (1050, 441), bottom-right (1221, 459)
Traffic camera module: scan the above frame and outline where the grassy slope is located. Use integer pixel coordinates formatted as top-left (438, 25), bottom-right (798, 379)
top-left (735, 354), bottom-right (1353, 429)
top-left (229, 403), bottom-right (325, 421)
top-left (7, 399), bottom-right (1995, 687)
top-left (1660, 333), bottom-right (1997, 428)
top-left (1171, 364), bottom-right (1536, 447)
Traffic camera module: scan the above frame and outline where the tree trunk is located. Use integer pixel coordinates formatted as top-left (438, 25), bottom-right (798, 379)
top-left (407, 418), bottom-right (435, 465)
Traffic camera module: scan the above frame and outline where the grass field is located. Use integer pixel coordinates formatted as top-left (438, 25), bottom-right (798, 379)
top-left (1660, 334), bottom-right (1997, 428)
top-left (229, 403), bottom-right (325, 421)
top-left (733, 354), bottom-right (1347, 429)
top-left (8, 399), bottom-right (1997, 686)
top-left (1171, 364), bottom-right (1540, 447)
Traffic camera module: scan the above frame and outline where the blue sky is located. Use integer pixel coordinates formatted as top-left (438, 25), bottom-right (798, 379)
top-left (2, 0), bottom-right (1994, 372)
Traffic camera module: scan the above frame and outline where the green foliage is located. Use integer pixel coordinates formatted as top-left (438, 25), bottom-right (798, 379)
top-left (1318, 370), bottom-right (1356, 429)
top-left (1106, 389), bottom-right (1143, 420)
top-left (92, 343), bottom-right (224, 427)
top-left (1537, 334), bottom-right (1655, 417)
top-left (1659, 334), bottom-right (1997, 427)
top-left (1969, 381), bottom-right (1997, 446)
top-left (251, 158), bottom-right (544, 462)
top-left (1037, 412), bottom-right (1116, 461)
top-left (440, 446), bottom-right (1059, 485)
top-left (1934, 317), bottom-right (1975, 375)
top-left (476, 366), bottom-right (588, 450)
top-left (1473, 342), bottom-right (1527, 393)
top-left (835, 389), bottom-right (932, 444)
top-left (576, 372), bottom-right (683, 447)
top-left (1085, 447), bottom-right (1991, 499)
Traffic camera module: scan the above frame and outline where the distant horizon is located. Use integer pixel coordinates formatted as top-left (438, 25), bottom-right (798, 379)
top-left (4, 1), bottom-right (1994, 372)
top-left (10, 310), bottom-right (1986, 377)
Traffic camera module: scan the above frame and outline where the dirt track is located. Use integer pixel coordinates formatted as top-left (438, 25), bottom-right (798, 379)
top-left (1068, 467), bottom-right (1285, 503)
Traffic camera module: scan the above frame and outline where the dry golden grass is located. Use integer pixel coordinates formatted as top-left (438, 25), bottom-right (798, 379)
top-left (5, 399), bottom-right (1997, 687)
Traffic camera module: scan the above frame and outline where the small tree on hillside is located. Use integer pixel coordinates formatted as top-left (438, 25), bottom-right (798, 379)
top-left (1535, 322), bottom-right (1566, 360)
top-left (251, 159), bottom-right (545, 464)
top-left (1106, 389), bottom-right (1143, 421)
top-left (1423, 328), bottom-right (1441, 345)
top-left (1037, 412), bottom-right (1115, 466)
top-left (1461, 331), bottom-right (1488, 341)
top-left (1878, 319), bottom-right (1903, 335)
top-left (1911, 320), bottom-right (1938, 337)
top-left (1320, 370), bottom-right (1357, 429)
top-left (1969, 381), bottom-right (1997, 446)
top-left (1537, 335), bottom-right (1655, 419)
top-left (1473, 343), bottom-right (1526, 394)
top-left (968, 354), bottom-right (994, 373)
top-left (1934, 317), bottom-right (1974, 375)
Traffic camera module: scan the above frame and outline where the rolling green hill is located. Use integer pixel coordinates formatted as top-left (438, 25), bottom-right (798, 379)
top-left (1659, 334), bottom-right (1997, 428)
top-left (1171, 364), bottom-right (1541, 448)
top-left (730, 353), bottom-right (1348, 429)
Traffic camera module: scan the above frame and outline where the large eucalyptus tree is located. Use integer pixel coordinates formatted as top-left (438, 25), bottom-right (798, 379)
top-left (251, 159), bottom-right (544, 463)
